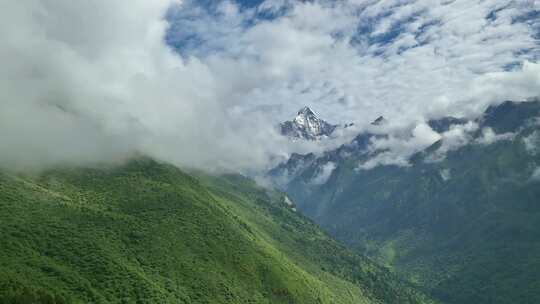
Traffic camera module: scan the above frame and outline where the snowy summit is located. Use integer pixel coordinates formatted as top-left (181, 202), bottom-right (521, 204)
top-left (280, 107), bottom-right (337, 140)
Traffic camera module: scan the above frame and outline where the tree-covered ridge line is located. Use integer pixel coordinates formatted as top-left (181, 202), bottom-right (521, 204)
top-left (0, 158), bottom-right (434, 304)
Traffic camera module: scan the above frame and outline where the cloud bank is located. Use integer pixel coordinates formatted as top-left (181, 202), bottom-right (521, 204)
top-left (169, 0), bottom-right (540, 124)
top-left (0, 0), bottom-right (287, 171)
top-left (0, 0), bottom-right (539, 172)
top-left (358, 122), bottom-right (442, 169)
top-left (476, 127), bottom-right (516, 145)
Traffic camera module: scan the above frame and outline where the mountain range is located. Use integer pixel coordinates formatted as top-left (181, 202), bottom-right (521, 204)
top-left (269, 99), bottom-right (540, 304)
top-left (1, 100), bottom-right (539, 304)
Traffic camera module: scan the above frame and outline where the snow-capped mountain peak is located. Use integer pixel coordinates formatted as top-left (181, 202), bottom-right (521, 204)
top-left (296, 106), bottom-right (316, 118)
top-left (280, 107), bottom-right (337, 140)
top-left (371, 116), bottom-right (387, 126)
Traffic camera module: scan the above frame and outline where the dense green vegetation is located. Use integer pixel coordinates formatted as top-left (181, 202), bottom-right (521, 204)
top-left (0, 158), bottom-right (433, 303)
top-left (281, 101), bottom-right (540, 304)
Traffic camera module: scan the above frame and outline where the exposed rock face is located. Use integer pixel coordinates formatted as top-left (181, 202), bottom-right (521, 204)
top-left (280, 107), bottom-right (337, 140)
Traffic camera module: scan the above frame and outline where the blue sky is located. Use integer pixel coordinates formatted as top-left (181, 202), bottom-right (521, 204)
top-left (167, 0), bottom-right (539, 62)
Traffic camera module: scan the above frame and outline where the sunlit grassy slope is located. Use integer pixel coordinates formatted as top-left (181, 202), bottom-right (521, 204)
top-left (0, 158), bottom-right (433, 304)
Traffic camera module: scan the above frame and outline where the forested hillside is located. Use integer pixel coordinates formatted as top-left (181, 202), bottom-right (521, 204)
top-left (0, 158), bottom-right (433, 304)
top-left (278, 101), bottom-right (540, 304)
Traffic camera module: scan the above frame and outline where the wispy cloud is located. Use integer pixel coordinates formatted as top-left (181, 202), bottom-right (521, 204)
top-left (531, 166), bottom-right (540, 181)
top-left (358, 122), bottom-right (442, 169)
top-left (426, 121), bottom-right (479, 162)
top-left (523, 130), bottom-right (540, 154)
top-left (476, 127), bottom-right (515, 145)
top-left (311, 161), bottom-right (337, 185)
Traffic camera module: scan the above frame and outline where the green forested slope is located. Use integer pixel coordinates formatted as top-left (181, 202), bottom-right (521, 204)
top-left (281, 101), bottom-right (540, 304)
top-left (301, 133), bottom-right (540, 304)
top-left (0, 158), bottom-right (432, 304)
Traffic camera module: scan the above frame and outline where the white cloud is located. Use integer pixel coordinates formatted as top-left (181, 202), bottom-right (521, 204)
top-left (169, 0), bottom-right (540, 125)
top-left (426, 121), bottom-right (480, 162)
top-left (440, 168), bottom-right (451, 181)
top-left (523, 131), bottom-right (540, 155)
top-left (358, 151), bottom-right (411, 170)
top-left (0, 0), bottom-right (178, 170)
top-left (476, 127), bottom-right (515, 145)
top-left (0, 0), bottom-right (538, 173)
top-left (358, 122), bottom-right (441, 169)
top-left (311, 162), bottom-right (337, 185)
top-left (0, 0), bottom-right (297, 172)
top-left (531, 167), bottom-right (540, 181)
